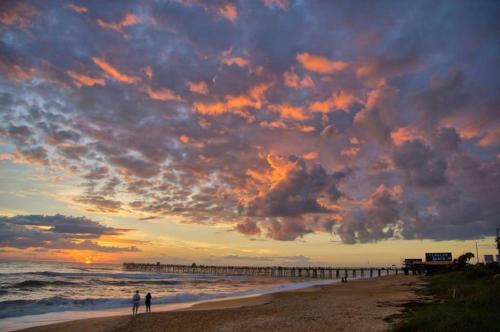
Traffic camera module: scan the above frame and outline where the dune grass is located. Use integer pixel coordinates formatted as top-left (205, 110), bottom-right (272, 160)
top-left (393, 267), bottom-right (500, 332)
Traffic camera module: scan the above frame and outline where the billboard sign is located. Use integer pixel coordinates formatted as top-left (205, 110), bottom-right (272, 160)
top-left (484, 255), bottom-right (494, 264)
top-left (425, 252), bottom-right (452, 262)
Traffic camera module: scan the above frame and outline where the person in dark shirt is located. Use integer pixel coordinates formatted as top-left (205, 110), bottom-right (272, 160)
top-left (145, 292), bottom-right (152, 312)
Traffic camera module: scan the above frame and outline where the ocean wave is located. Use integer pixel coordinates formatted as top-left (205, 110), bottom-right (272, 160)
top-left (95, 280), bottom-right (181, 286)
top-left (27, 271), bottom-right (182, 280)
top-left (0, 288), bottom-right (262, 319)
top-left (23, 271), bottom-right (245, 284)
top-left (12, 280), bottom-right (78, 288)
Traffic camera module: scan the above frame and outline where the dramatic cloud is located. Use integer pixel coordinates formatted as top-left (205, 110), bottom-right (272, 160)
top-left (217, 3), bottom-right (238, 23)
top-left (67, 70), bottom-right (105, 88)
top-left (393, 140), bottom-right (448, 187)
top-left (0, 2), bottom-right (38, 28)
top-left (283, 69), bottom-right (314, 89)
top-left (296, 53), bottom-right (348, 74)
top-left (309, 91), bottom-right (356, 113)
top-left (337, 185), bottom-right (402, 244)
top-left (1, 0), bottom-right (499, 245)
top-left (0, 215), bottom-right (139, 252)
top-left (188, 81), bottom-right (209, 95)
top-left (65, 4), bottom-right (88, 14)
top-left (92, 57), bottom-right (140, 84)
top-left (144, 85), bottom-right (181, 101)
top-left (96, 13), bottom-right (140, 36)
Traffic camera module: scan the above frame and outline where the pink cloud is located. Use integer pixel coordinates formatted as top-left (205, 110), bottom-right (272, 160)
top-left (296, 52), bottom-right (348, 74)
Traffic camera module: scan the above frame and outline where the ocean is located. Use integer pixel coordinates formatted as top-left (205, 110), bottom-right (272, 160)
top-left (0, 260), bottom-right (301, 320)
top-left (0, 260), bottom-right (381, 331)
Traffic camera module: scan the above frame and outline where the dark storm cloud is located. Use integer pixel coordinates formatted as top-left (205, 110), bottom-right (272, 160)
top-left (393, 140), bottom-right (448, 187)
top-left (234, 219), bottom-right (261, 236)
top-left (0, 214), bottom-right (139, 252)
top-left (337, 185), bottom-right (402, 244)
top-left (414, 70), bottom-right (469, 127)
top-left (245, 156), bottom-right (346, 218)
top-left (1, 0), bottom-right (499, 243)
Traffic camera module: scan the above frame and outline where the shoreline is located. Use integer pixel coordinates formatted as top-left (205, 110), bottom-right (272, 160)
top-left (0, 277), bottom-right (345, 332)
top-left (4, 275), bottom-right (423, 332)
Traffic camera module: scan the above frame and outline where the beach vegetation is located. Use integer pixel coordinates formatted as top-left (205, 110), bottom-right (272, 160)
top-left (393, 266), bottom-right (500, 332)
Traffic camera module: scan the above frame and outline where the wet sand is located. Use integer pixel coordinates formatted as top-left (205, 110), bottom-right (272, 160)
top-left (17, 275), bottom-right (423, 332)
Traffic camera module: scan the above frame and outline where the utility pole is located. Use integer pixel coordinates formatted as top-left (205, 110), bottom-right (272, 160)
top-left (496, 228), bottom-right (500, 260)
top-left (476, 242), bottom-right (480, 264)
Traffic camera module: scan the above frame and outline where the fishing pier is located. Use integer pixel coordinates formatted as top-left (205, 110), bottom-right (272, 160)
top-left (123, 262), bottom-right (411, 279)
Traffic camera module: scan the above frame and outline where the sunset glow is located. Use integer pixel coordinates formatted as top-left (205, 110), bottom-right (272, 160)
top-left (0, 0), bottom-right (499, 267)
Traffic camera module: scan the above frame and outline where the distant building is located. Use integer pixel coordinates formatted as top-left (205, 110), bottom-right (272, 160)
top-left (403, 258), bottom-right (423, 268)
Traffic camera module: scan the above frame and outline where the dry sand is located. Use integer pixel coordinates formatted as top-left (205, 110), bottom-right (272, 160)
top-left (18, 275), bottom-right (424, 332)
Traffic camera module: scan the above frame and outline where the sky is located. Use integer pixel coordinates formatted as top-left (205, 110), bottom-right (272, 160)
top-left (0, 0), bottom-right (499, 267)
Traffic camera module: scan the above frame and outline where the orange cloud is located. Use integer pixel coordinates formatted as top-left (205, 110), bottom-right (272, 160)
top-left (302, 151), bottom-right (318, 160)
top-left (478, 129), bottom-right (500, 146)
top-left (227, 82), bottom-right (271, 109)
top-left (188, 81), bottom-right (209, 95)
top-left (121, 13), bottom-right (139, 26)
top-left (259, 121), bottom-right (315, 133)
top-left (341, 147), bottom-right (360, 158)
top-left (65, 4), bottom-right (88, 14)
top-left (96, 13), bottom-right (140, 33)
top-left (92, 57), bottom-right (140, 84)
top-left (310, 91), bottom-right (356, 113)
top-left (0, 150), bottom-right (48, 165)
top-left (300, 125), bottom-right (315, 133)
top-left (355, 62), bottom-right (377, 77)
top-left (222, 56), bottom-right (249, 68)
top-left (283, 69), bottom-right (314, 89)
top-left (0, 61), bottom-right (34, 82)
top-left (246, 153), bottom-right (298, 195)
top-left (296, 52), bottom-right (348, 74)
top-left (144, 86), bottom-right (181, 101)
top-left (260, 120), bottom-right (288, 130)
top-left (271, 104), bottom-right (308, 121)
top-left (142, 66), bottom-right (153, 79)
top-left (226, 95), bottom-right (257, 109)
top-left (179, 135), bottom-right (190, 143)
top-left (217, 3), bottom-right (238, 23)
top-left (249, 83), bottom-right (270, 100)
top-left (194, 83), bottom-right (271, 116)
top-left (390, 126), bottom-right (426, 146)
top-left (67, 70), bottom-right (105, 87)
top-left (194, 101), bottom-right (226, 115)
top-left (0, 3), bottom-right (38, 28)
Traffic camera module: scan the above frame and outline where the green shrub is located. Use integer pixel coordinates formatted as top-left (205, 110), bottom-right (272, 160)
top-left (393, 267), bottom-right (500, 332)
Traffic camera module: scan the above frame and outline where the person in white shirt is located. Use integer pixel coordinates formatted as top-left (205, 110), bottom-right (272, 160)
top-left (132, 290), bottom-right (140, 315)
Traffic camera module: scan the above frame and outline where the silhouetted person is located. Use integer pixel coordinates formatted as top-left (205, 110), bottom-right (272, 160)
top-left (132, 290), bottom-right (140, 315)
top-left (145, 292), bottom-right (152, 312)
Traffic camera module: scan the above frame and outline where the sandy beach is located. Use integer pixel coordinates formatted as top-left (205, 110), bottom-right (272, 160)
top-left (16, 275), bottom-right (423, 332)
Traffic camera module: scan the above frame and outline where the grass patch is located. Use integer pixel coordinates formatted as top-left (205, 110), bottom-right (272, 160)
top-left (393, 267), bottom-right (500, 332)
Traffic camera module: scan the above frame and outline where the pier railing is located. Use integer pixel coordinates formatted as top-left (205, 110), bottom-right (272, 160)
top-left (123, 262), bottom-right (410, 279)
